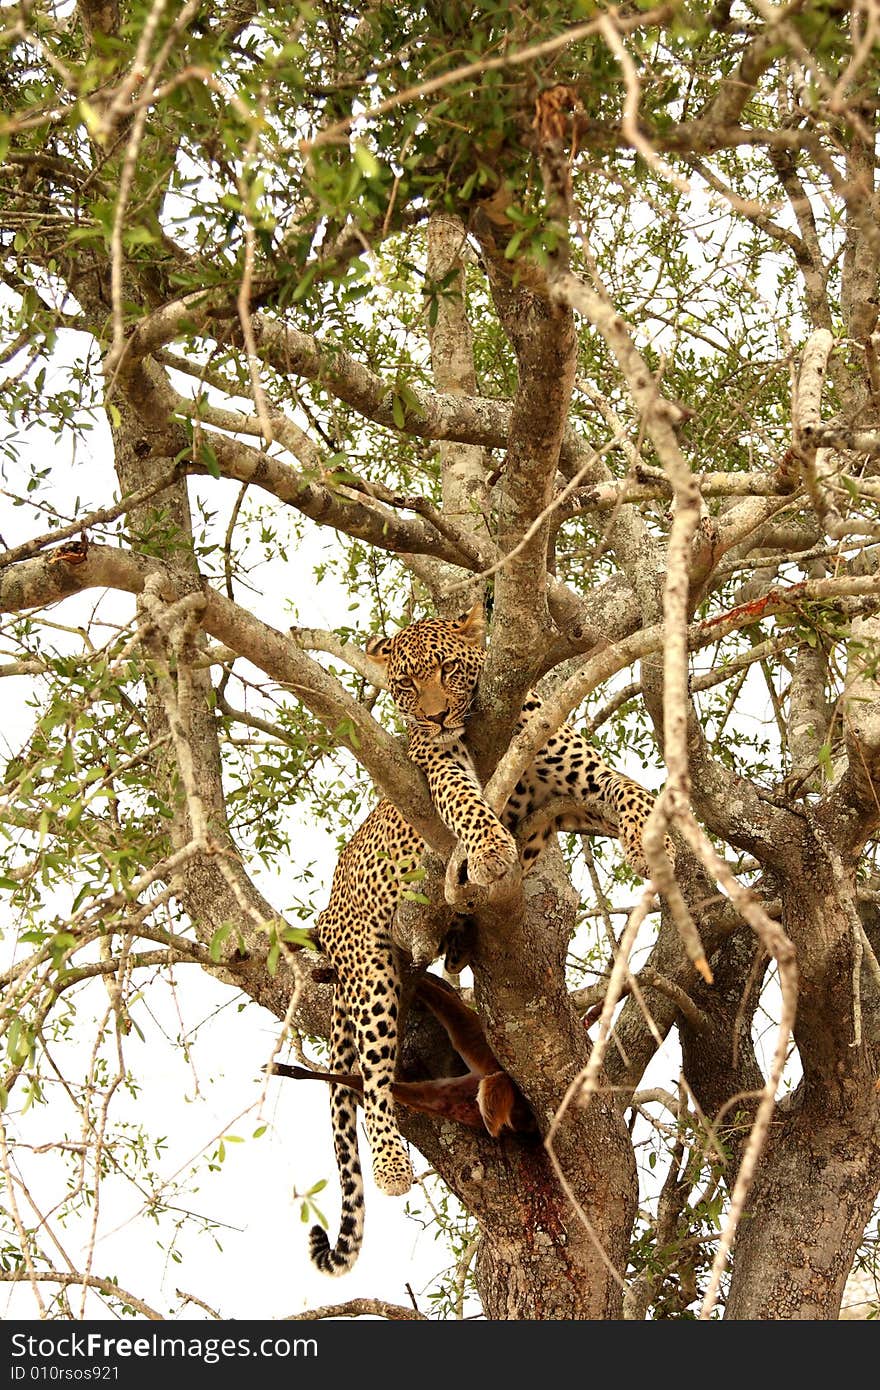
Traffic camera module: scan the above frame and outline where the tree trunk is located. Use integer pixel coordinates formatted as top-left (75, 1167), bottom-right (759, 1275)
top-left (402, 850), bottom-right (638, 1319)
top-left (725, 1110), bottom-right (880, 1319)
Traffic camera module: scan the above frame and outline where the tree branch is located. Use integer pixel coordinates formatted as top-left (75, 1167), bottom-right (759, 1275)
top-left (0, 544), bottom-right (454, 855)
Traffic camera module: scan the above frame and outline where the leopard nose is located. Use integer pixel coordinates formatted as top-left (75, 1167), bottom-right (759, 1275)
top-left (424, 711), bottom-right (446, 725)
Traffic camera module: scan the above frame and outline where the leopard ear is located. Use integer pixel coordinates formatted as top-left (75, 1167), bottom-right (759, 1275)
top-left (365, 634), bottom-right (394, 669)
top-left (455, 601), bottom-right (486, 648)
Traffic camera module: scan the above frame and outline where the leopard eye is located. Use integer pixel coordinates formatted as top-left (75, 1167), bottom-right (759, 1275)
top-left (439, 659), bottom-right (458, 679)
top-left (394, 677), bottom-right (416, 694)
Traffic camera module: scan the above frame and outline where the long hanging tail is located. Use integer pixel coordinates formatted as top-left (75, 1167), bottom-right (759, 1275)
top-left (309, 997), bottom-right (365, 1276)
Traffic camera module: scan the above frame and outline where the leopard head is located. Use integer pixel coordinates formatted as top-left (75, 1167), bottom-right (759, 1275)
top-left (365, 603), bottom-right (486, 745)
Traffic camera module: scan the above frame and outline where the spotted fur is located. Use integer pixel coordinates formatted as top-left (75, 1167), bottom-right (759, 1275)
top-left (309, 603), bottom-right (663, 1275)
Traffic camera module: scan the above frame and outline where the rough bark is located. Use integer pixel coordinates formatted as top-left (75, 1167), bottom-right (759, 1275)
top-left (400, 848), bottom-right (636, 1319)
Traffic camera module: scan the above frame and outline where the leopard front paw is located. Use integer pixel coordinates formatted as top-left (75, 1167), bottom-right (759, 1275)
top-left (466, 829), bottom-right (519, 887)
top-left (622, 836), bottom-right (650, 879)
top-left (621, 827), bottom-right (675, 879)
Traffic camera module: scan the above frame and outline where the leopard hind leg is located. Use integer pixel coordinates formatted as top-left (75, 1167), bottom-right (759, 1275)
top-left (351, 934), bottom-right (413, 1197)
top-left (309, 996), bottom-right (365, 1276)
top-left (502, 773), bottom-right (613, 875)
top-left (504, 720), bottom-right (663, 877)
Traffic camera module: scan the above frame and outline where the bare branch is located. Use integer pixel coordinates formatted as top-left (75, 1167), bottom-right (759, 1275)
top-left (285, 1299), bottom-right (426, 1321)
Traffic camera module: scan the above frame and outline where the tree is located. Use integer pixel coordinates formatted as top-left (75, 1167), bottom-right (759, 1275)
top-left (1, 0), bottom-right (879, 1322)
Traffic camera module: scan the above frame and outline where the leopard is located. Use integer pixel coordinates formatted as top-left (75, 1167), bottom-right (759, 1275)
top-left (305, 601), bottom-right (664, 1276)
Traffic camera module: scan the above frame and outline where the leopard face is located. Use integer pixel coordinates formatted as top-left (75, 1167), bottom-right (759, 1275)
top-left (366, 604), bottom-right (486, 746)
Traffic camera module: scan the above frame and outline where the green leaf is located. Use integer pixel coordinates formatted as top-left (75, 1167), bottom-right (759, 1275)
top-left (352, 143), bottom-right (381, 179)
top-left (200, 439), bottom-right (220, 479)
top-left (396, 383), bottom-right (423, 418)
top-left (123, 224), bottom-right (159, 248)
top-left (6, 1018), bottom-right (32, 1066)
top-left (78, 99), bottom-right (106, 143)
top-left (281, 926), bottom-right (317, 950)
top-left (307, 1200), bottom-right (327, 1229)
top-left (460, 170), bottom-right (479, 201)
top-left (209, 921), bottom-right (233, 963)
top-left (290, 265), bottom-right (318, 303)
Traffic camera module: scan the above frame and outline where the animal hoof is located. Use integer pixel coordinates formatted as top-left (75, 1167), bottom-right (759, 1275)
top-left (442, 916), bottom-right (476, 973)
